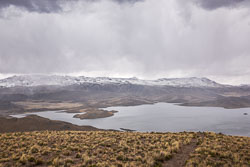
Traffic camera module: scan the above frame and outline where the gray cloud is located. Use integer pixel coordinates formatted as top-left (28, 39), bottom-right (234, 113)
top-left (0, 0), bottom-right (249, 14)
top-left (0, 0), bottom-right (141, 13)
top-left (195, 0), bottom-right (250, 10)
top-left (0, 0), bottom-right (250, 84)
top-left (0, 0), bottom-right (65, 13)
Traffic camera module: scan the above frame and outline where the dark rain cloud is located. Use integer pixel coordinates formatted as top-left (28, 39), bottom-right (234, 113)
top-left (0, 0), bottom-right (249, 14)
top-left (0, 0), bottom-right (65, 13)
top-left (195, 0), bottom-right (249, 10)
top-left (0, 0), bottom-right (141, 13)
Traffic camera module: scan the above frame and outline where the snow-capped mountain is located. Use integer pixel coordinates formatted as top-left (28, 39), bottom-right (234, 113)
top-left (0, 75), bottom-right (224, 88)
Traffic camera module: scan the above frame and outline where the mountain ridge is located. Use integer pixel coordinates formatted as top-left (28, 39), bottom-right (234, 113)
top-left (0, 75), bottom-right (225, 88)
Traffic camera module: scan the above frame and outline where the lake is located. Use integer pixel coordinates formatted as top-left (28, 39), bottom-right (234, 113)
top-left (11, 103), bottom-right (250, 136)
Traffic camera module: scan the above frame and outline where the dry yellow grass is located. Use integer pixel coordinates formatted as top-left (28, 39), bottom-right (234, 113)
top-left (186, 132), bottom-right (250, 167)
top-left (0, 131), bottom-right (195, 166)
top-left (0, 131), bottom-right (249, 167)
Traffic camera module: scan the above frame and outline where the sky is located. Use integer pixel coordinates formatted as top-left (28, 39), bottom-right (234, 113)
top-left (0, 0), bottom-right (250, 85)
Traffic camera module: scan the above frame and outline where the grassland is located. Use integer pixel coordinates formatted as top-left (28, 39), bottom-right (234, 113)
top-left (186, 132), bottom-right (250, 167)
top-left (13, 101), bottom-right (84, 110)
top-left (0, 131), bottom-right (249, 167)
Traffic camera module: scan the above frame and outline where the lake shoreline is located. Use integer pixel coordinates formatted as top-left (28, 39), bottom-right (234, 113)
top-left (9, 103), bottom-right (250, 137)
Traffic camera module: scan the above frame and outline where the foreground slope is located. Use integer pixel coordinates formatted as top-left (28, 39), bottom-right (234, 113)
top-left (0, 131), bottom-right (249, 167)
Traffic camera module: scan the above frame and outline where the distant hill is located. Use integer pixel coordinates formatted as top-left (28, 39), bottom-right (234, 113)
top-left (0, 115), bottom-right (99, 133)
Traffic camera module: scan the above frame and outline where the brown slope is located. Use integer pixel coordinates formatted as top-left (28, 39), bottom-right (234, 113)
top-left (0, 115), bottom-right (99, 133)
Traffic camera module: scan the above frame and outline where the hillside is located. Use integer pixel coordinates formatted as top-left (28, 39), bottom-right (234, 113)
top-left (0, 131), bottom-right (249, 166)
top-left (0, 115), bottom-right (99, 133)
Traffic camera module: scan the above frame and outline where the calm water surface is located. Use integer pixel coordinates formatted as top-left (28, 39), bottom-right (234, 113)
top-left (11, 103), bottom-right (250, 136)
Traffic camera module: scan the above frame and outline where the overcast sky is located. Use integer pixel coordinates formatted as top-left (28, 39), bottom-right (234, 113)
top-left (0, 0), bottom-right (250, 85)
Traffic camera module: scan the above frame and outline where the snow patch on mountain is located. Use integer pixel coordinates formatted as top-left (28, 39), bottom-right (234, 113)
top-left (0, 75), bottom-right (224, 88)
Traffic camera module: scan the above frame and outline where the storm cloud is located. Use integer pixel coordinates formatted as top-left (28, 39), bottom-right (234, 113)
top-left (0, 0), bottom-right (141, 13)
top-left (0, 0), bottom-right (65, 13)
top-left (0, 0), bottom-right (249, 13)
top-left (0, 0), bottom-right (250, 84)
top-left (195, 0), bottom-right (250, 10)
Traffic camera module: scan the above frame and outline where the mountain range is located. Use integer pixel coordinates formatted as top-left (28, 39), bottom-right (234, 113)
top-left (0, 75), bottom-right (250, 117)
top-left (0, 75), bottom-right (225, 88)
